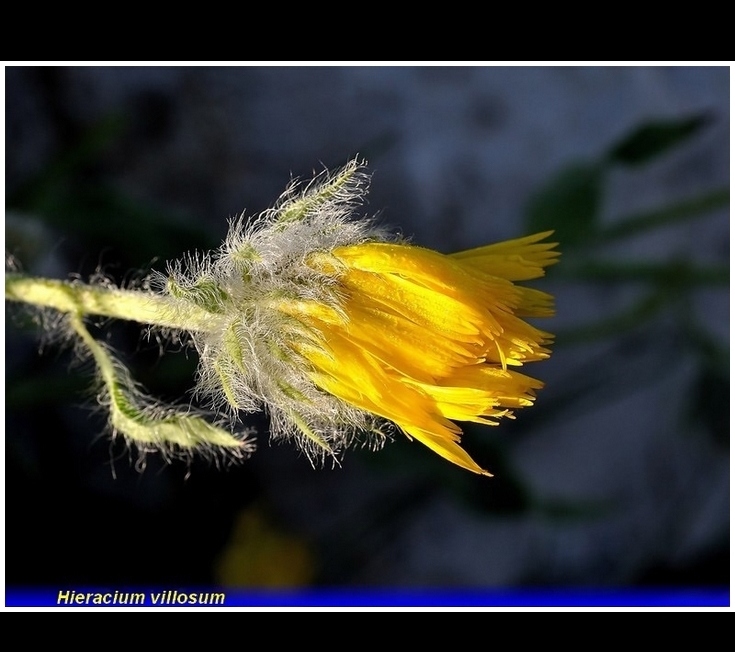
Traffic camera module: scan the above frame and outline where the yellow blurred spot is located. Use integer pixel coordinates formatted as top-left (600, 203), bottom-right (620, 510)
top-left (215, 506), bottom-right (315, 588)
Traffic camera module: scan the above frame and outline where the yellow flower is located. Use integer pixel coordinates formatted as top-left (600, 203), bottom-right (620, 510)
top-left (168, 159), bottom-right (559, 476)
top-left (6, 158), bottom-right (556, 474)
top-left (279, 233), bottom-right (558, 476)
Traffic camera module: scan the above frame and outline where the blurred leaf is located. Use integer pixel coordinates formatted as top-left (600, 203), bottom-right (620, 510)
top-left (13, 183), bottom-right (216, 268)
top-left (553, 292), bottom-right (669, 346)
top-left (7, 112), bottom-right (217, 268)
top-left (555, 259), bottom-right (729, 287)
top-left (525, 163), bottom-right (603, 247)
top-left (607, 114), bottom-right (710, 166)
top-left (689, 366), bottom-right (729, 449)
top-left (681, 318), bottom-right (729, 376)
top-left (595, 187), bottom-right (729, 243)
top-left (9, 113), bottom-right (127, 207)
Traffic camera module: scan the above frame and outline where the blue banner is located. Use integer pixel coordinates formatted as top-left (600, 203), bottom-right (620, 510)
top-left (5, 587), bottom-right (730, 608)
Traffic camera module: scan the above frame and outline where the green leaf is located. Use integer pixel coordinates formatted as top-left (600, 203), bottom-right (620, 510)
top-left (68, 313), bottom-right (253, 459)
top-left (525, 163), bottom-right (604, 247)
top-left (607, 114), bottom-right (710, 166)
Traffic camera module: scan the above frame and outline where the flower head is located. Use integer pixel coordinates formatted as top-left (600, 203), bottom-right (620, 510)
top-left (166, 159), bottom-right (558, 475)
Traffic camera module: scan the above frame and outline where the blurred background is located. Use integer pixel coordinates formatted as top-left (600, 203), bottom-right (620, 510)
top-left (4, 65), bottom-right (729, 596)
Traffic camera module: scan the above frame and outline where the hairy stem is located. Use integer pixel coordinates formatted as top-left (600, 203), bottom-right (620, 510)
top-left (5, 274), bottom-right (213, 331)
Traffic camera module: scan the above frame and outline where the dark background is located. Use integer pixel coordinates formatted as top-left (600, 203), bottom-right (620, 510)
top-left (4, 65), bottom-right (729, 595)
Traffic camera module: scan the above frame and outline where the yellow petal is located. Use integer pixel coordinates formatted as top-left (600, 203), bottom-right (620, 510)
top-left (400, 423), bottom-right (492, 477)
top-left (341, 267), bottom-right (492, 342)
top-left (295, 235), bottom-right (559, 476)
top-left (339, 298), bottom-right (484, 382)
top-left (450, 231), bottom-right (560, 281)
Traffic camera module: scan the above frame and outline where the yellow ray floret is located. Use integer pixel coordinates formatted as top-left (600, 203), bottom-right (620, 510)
top-left (450, 230), bottom-right (560, 281)
top-left (285, 231), bottom-right (559, 476)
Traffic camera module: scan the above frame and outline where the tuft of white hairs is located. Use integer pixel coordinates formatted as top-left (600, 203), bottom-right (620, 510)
top-left (161, 158), bottom-right (399, 467)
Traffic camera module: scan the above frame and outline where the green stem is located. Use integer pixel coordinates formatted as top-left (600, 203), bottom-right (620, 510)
top-left (5, 274), bottom-right (213, 331)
